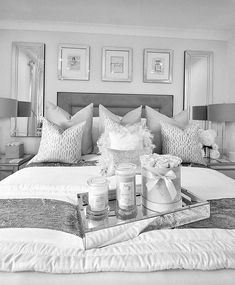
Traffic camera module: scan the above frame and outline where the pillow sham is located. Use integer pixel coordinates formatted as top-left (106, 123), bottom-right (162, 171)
top-left (99, 104), bottom-right (142, 136)
top-left (46, 101), bottom-right (93, 155)
top-left (29, 118), bottom-right (85, 164)
top-left (161, 122), bottom-right (205, 165)
top-left (145, 106), bottom-right (189, 154)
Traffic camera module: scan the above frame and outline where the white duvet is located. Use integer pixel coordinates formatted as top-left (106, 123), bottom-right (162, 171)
top-left (0, 166), bottom-right (235, 273)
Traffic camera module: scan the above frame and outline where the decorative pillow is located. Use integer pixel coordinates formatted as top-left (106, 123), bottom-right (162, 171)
top-left (98, 148), bottom-right (152, 176)
top-left (161, 122), bottom-right (205, 164)
top-left (99, 104), bottom-right (142, 136)
top-left (46, 101), bottom-right (93, 155)
top-left (29, 118), bottom-right (85, 164)
top-left (145, 106), bottom-right (189, 154)
top-left (104, 117), bottom-right (150, 150)
top-left (97, 118), bottom-right (154, 175)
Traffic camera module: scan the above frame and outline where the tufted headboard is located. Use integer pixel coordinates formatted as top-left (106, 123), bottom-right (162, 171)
top-left (57, 92), bottom-right (173, 117)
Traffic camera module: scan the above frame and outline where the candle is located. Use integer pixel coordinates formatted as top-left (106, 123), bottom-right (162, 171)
top-left (115, 163), bottom-right (137, 219)
top-left (87, 176), bottom-right (109, 220)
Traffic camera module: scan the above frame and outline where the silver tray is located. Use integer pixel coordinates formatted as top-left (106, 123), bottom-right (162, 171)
top-left (77, 187), bottom-right (210, 249)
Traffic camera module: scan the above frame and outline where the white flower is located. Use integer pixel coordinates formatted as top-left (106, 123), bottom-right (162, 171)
top-left (198, 129), bottom-right (217, 147)
top-left (210, 149), bottom-right (220, 159)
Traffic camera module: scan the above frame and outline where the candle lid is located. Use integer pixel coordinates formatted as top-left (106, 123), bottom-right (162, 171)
top-left (87, 176), bottom-right (108, 187)
top-left (115, 163), bottom-right (136, 176)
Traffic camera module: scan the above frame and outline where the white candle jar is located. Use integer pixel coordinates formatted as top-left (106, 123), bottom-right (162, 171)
top-left (87, 176), bottom-right (109, 220)
top-left (115, 163), bottom-right (137, 220)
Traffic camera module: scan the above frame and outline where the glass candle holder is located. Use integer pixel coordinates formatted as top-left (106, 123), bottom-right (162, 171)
top-left (115, 163), bottom-right (137, 220)
top-left (86, 176), bottom-right (109, 220)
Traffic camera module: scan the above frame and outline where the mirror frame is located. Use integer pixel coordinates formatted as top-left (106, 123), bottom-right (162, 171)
top-left (11, 41), bottom-right (45, 137)
top-left (184, 50), bottom-right (213, 119)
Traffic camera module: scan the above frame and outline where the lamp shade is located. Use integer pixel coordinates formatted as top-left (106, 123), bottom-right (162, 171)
top-left (192, 105), bottom-right (208, 120)
top-left (17, 101), bottom-right (31, 117)
top-left (0, 98), bottom-right (17, 117)
top-left (208, 103), bottom-right (235, 122)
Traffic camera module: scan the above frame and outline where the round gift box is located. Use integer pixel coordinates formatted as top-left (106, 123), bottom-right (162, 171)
top-left (142, 197), bottom-right (182, 214)
top-left (141, 166), bottom-right (182, 213)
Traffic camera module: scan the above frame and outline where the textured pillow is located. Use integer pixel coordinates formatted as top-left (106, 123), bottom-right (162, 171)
top-left (46, 101), bottom-right (93, 155)
top-left (29, 119), bottom-right (85, 164)
top-left (99, 104), bottom-right (142, 136)
top-left (161, 122), bottom-right (205, 164)
top-left (104, 118), bottom-right (150, 150)
top-left (98, 148), bottom-right (152, 176)
top-left (97, 118), bottom-right (154, 175)
top-left (145, 106), bottom-right (189, 154)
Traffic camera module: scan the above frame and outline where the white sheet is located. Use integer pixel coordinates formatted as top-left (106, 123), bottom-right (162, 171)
top-left (0, 166), bottom-right (235, 277)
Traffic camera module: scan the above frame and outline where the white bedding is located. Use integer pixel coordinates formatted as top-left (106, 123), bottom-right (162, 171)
top-left (0, 165), bottom-right (235, 277)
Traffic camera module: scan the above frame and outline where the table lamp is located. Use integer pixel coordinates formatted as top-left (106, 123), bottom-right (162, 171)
top-left (208, 103), bottom-right (235, 160)
top-left (0, 98), bottom-right (17, 118)
top-left (17, 101), bottom-right (32, 117)
top-left (192, 105), bottom-right (209, 131)
top-left (0, 98), bottom-right (18, 157)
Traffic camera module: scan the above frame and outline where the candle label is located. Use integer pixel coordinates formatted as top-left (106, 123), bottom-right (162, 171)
top-left (119, 182), bottom-right (134, 207)
top-left (89, 193), bottom-right (107, 211)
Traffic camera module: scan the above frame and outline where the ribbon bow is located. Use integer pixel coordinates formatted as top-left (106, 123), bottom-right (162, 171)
top-left (146, 169), bottom-right (177, 200)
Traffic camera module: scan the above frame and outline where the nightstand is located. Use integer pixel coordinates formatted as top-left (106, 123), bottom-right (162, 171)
top-left (206, 157), bottom-right (235, 179)
top-left (0, 154), bottom-right (34, 181)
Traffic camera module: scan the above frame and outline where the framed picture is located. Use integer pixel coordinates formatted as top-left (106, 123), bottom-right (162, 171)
top-left (102, 47), bottom-right (132, 82)
top-left (143, 49), bottom-right (173, 83)
top-left (58, 44), bottom-right (90, 80)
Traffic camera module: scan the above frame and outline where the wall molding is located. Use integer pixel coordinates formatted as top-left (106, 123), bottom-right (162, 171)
top-left (0, 20), bottom-right (232, 41)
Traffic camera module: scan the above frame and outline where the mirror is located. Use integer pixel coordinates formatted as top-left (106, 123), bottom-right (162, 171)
top-left (11, 42), bottom-right (45, 136)
top-left (184, 50), bottom-right (213, 119)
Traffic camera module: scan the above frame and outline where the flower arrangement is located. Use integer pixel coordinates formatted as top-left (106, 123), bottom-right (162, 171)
top-left (198, 129), bottom-right (220, 159)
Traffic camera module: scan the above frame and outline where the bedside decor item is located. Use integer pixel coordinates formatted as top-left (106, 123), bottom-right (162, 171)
top-left (87, 176), bottom-right (109, 221)
top-left (161, 122), bottom-right (205, 164)
top-left (58, 44), bottom-right (90, 80)
top-left (11, 100), bottom-right (32, 136)
top-left (143, 49), bottom-right (173, 83)
top-left (46, 101), bottom-right (93, 154)
top-left (115, 163), bottom-right (137, 220)
top-left (140, 154), bottom-right (182, 213)
top-left (208, 103), bottom-right (235, 157)
top-left (198, 129), bottom-right (220, 159)
top-left (0, 98), bottom-right (17, 117)
top-left (28, 118), bottom-right (85, 164)
top-left (5, 142), bottom-right (24, 159)
top-left (102, 47), bottom-right (133, 82)
top-left (145, 106), bottom-right (189, 153)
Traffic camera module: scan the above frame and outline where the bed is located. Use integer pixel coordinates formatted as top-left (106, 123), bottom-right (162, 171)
top-left (0, 92), bottom-right (234, 284)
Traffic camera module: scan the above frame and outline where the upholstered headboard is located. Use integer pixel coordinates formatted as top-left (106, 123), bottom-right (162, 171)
top-left (57, 92), bottom-right (173, 117)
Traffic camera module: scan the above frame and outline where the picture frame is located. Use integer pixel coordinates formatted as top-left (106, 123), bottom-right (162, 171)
top-left (143, 49), bottom-right (173, 83)
top-left (102, 47), bottom-right (133, 82)
top-left (58, 44), bottom-right (90, 80)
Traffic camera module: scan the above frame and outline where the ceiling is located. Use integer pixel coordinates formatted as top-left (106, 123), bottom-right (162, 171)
top-left (0, 0), bottom-right (235, 33)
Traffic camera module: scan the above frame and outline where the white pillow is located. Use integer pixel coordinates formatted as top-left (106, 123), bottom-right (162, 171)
top-left (29, 118), bottom-right (85, 164)
top-left (106, 122), bottom-right (144, 150)
top-left (97, 117), bottom-right (154, 175)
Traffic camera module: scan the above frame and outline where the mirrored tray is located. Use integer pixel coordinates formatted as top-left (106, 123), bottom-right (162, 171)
top-left (77, 187), bottom-right (210, 249)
